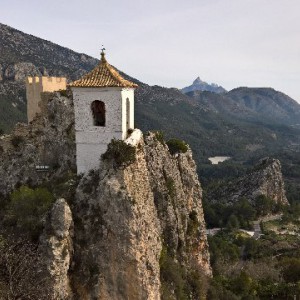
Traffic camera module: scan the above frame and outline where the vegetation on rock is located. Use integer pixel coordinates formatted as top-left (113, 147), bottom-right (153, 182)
top-left (101, 139), bottom-right (136, 167)
top-left (166, 138), bottom-right (188, 155)
top-left (7, 186), bottom-right (54, 239)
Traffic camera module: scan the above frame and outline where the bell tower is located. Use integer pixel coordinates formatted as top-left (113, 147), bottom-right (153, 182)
top-left (69, 49), bottom-right (138, 174)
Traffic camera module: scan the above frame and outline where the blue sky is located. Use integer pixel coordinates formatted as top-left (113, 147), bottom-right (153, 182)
top-left (1, 0), bottom-right (300, 101)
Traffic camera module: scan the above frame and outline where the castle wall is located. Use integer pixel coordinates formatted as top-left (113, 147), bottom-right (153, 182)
top-left (72, 87), bottom-right (135, 174)
top-left (26, 76), bottom-right (67, 123)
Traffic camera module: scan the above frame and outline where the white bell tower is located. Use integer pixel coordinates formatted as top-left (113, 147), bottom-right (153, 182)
top-left (70, 49), bottom-right (138, 174)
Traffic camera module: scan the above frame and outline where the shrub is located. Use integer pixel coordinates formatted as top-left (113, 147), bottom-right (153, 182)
top-left (154, 130), bottom-right (165, 144)
top-left (159, 246), bottom-right (187, 299)
top-left (58, 89), bottom-right (68, 97)
top-left (8, 186), bottom-right (55, 239)
top-left (254, 195), bottom-right (273, 216)
top-left (101, 139), bottom-right (136, 168)
top-left (187, 210), bottom-right (200, 237)
top-left (166, 177), bottom-right (176, 198)
top-left (11, 135), bottom-right (24, 148)
top-left (166, 138), bottom-right (188, 155)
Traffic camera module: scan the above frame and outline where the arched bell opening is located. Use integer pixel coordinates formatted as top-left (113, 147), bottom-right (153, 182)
top-left (91, 100), bottom-right (106, 126)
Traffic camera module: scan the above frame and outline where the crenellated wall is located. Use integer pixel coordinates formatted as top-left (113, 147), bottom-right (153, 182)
top-left (26, 76), bottom-right (67, 123)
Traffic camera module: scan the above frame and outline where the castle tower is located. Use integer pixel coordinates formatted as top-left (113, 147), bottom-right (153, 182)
top-left (69, 50), bottom-right (138, 174)
top-left (26, 76), bottom-right (67, 123)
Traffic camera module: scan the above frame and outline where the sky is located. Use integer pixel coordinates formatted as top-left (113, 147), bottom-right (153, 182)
top-left (1, 0), bottom-right (300, 101)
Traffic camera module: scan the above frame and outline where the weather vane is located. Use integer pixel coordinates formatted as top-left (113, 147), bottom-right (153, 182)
top-left (101, 45), bottom-right (106, 54)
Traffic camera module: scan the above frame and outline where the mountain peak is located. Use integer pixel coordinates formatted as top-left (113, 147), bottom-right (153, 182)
top-left (193, 76), bottom-right (202, 84)
top-left (182, 77), bottom-right (227, 94)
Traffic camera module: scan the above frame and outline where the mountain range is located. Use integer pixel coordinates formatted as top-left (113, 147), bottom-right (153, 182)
top-left (1, 22), bottom-right (300, 191)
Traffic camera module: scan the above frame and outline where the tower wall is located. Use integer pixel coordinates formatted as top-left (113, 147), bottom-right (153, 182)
top-left (26, 76), bottom-right (67, 123)
top-left (72, 87), bottom-right (135, 174)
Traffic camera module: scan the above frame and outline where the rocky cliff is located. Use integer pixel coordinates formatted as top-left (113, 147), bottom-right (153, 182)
top-left (0, 92), bottom-right (211, 299)
top-left (206, 157), bottom-right (289, 206)
top-left (0, 91), bottom-right (76, 196)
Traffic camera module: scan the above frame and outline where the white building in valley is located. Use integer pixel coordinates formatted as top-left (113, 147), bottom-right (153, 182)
top-left (69, 50), bottom-right (138, 174)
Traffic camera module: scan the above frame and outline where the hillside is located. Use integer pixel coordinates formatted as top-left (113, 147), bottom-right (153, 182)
top-left (185, 87), bottom-right (300, 126)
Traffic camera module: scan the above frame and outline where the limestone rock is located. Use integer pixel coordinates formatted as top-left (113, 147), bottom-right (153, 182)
top-left (0, 92), bottom-right (211, 299)
top-left (0, 91), bottom-right (76, 196)
top-left (4, 62), bottom-right (41, 81)
top-left (144, 133), bottom-right (211, 275)
top-left (39, 198), bottom-right (73, 300)
top-left (71, 137), bottom-right (162, 300)
top-left (68, 132), bottom-right (211, 299)
top-left (207, 157), bottom-right (289, 206)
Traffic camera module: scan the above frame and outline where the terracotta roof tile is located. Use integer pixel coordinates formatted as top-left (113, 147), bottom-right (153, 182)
top-left (69, 53), bottom-right (138, 88)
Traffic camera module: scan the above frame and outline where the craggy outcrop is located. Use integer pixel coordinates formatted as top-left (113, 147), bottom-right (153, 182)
top-left (0, 91), bottom-right (76, 196)
top-left (144, 134), bottom-right (211, 275)
top-left (207, 157), bottom-right (289, 206)
top-left (39, 198), bottom-right (74, 299)
top-left (66, 132), bottom-right (211, 299)
top-left (0, 92), bottom-right (211, 299)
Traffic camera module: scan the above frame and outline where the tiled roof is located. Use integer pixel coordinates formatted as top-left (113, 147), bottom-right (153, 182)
top-left (69, 53), bottom-right (138, 88)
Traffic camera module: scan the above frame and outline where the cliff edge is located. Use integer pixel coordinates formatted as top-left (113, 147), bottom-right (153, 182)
top-left (0, 92), bottom-right (211, 299)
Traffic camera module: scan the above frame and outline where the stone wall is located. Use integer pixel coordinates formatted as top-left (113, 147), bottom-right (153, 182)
top-left (26, 76), bottom-right (67, 123)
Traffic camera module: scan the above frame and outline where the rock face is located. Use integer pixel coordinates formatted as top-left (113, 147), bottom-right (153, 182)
top-left (39, 199), bottom-right (73, 299)
top-left (69, 132), bottom-right (211, 299)
top-left (0, 91), bottom-right (76, 196)
top-left (144, 134), bottom-right (211, 274)
top-left (4, 62), bottom-right (41, 81)
top-left (0, 92), bottom-right (211, 299)
top-left (207, 158), bottom-right (289, 206)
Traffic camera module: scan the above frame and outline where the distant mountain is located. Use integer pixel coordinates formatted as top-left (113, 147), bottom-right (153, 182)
top-left (186, 88), bottom-right (300, 126)
top-left (182, 77), bottom-right (227, 94)
top-left (226, 87), bottom-right (300, 125)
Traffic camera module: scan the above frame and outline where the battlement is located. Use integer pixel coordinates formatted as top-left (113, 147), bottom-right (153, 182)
top-left (26, 76), bottom-right (67, 123)
top-left (26, 76), bottom-right (66, 85)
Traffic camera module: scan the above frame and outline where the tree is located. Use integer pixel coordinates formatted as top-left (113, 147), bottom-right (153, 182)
top-left (8, 186), bottom-right (54, 239)
top-left (255, 195), bottom-right (273, 216)
top-left (280, 258), bottom-right (300, 283)
top-left (0, 237), bottom-right (51, 299)
top-left (226, 214), bottom-right (240, 231)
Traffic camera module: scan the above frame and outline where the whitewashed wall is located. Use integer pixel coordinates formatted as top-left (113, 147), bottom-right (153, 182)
top-left (72, 87), bottom-right (135, 174)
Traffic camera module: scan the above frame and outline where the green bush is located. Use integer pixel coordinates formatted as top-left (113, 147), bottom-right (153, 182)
top-left (166, 138), bottom-right (188, 155)
top-left (101, 139), bottom-right (136, 168)
top-left (187, 210), bottom-right (200, 237)
top-left (11, 135), bottom-right (24, 148)
top-left (159, 246), bottom-right (187, 299)
top-left (8, 186), bottom-right (55, 239)
top-left (166, 177), bottom-right (176, 198)
top-left (154, 130), bottom-right (165, 144)
top-left (254, 195), bottom-right (273, 216)
top-left (58, 89), bottom-right (68, 97)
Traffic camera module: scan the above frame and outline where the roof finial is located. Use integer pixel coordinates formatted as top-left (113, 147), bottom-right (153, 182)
top-left (101, 45), bottom-right (106, 62)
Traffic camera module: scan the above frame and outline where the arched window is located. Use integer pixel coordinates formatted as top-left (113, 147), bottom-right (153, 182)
top-left (91, 100), bottom-right (105, 126)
